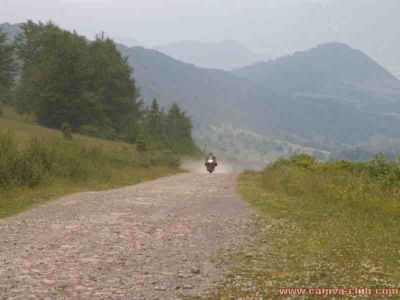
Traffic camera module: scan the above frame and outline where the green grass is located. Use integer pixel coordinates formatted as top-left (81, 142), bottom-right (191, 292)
top-left (0, 111), bottom-right (181, 218)
top-left (204, 156), bottom-right (400, 299)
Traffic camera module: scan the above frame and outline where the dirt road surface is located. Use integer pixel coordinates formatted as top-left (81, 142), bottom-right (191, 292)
top-left (0, 173), bottom-right (254, 299)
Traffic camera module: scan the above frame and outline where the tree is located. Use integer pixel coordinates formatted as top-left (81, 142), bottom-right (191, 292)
top-left (61, 122), bottom-right (73, 140)
top-left (12, 21), bottom-right (198, 155)
top-left (166, 103), bottom-right (193, 141)
top-left (15, 22), bottom-right (142, 138)
top-left (0, 27), bottom-right (15, 103)
top-left (85, 33), bottom-right (141, 134)
top-left (145, 98), bottom-right (164, 137)
top-left (164, 103), bottom-right (198, 154)
top-left (15, 21), bottom-right (91, 129)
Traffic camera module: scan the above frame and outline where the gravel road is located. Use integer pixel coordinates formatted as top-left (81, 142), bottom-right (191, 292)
top-left (0, 173), bottom-right (254, 299)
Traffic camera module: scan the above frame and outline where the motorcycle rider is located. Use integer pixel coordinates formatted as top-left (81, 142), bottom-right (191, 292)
top-left (205, 152), bottom-right (217, 167)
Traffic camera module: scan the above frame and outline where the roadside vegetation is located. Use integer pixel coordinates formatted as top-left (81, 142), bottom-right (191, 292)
top-left (211, 154), bottom-right (400, 298)
top-left (0, 115), bottom-right (181, 218)
top-left (0, 22), bottom-right (200, 218)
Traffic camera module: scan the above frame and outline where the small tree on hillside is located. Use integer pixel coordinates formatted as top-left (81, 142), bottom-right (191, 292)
top-left (166, 103), bottom-right (193, 141)
top-left (136, 133), bottom-right (147, 153)
top-left (61, 122), bottom-right (73, 140)
top-left (146, 98), bottom-right (164, 137)
top-left (136, 132), bottom-right (149, 167)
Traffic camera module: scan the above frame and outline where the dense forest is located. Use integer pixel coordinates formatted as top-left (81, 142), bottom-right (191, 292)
top-left (0, 21), bottom-right (198, 155)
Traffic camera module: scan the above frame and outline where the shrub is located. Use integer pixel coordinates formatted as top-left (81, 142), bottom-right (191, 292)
top-left (0, 134), bottom-right (47, 187)
top-left (61, 122), bottom-right (73, 140)
top-left (14, 154), bottom-right (45, 187)
top-left (136, 134), bottom-right (147, 153)
top-left (289, 154), bottom-right (317, 169)
top-left (0, 132), bottom-right (20, 186)
top-left (368, 154), bottom-right (400, 187)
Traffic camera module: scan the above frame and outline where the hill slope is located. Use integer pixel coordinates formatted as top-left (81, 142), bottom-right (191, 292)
top-left (234, 43), bottom-right (400, 149)
top-left (117, 44), bottom-right (268, 131)
top-left (235, 43), bottom-right (400, 99)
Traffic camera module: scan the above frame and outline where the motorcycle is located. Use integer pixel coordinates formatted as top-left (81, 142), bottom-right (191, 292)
top-left (205, 157), bottom-right (217, 173)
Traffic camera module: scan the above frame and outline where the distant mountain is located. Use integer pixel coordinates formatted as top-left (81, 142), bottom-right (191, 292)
top-left (117, 44), bottom-right (267, 130)
top-left (234, 43), bottom-right (400, 149)
top-left (235, 43), bottom-right (400, 97)
top-left (154, 40), bottom-right (262, 70)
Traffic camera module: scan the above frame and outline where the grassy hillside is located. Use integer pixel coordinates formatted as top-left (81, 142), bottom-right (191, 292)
top-left (0, 108), bottom-right (180, 218)
top-left (208, 155), bottom-right (400, 299)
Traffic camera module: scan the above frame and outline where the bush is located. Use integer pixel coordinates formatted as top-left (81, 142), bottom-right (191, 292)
top-left (368, 154), bottom-right (400, 187)
top-left (0, 132), bottom-right (20, 186)
top-left (61, 122), bottom-right (73, 140)
top-left (289, 154), bottom-right (317, 169)
top-left (136, 134), bottom-right (147, 153)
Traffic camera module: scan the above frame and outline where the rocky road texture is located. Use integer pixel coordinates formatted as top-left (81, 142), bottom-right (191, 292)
top-left (0, 173), bottom-right (254, 299)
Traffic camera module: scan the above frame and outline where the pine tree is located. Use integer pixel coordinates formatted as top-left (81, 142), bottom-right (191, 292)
top-left (14, 21), bottom-right (142, 137)
top-left (166, 103), bottom-right (193, 141)
top-left (146, 98), bottom-right (164, 137)
top-left (86, 33), bottom-right (141, 134)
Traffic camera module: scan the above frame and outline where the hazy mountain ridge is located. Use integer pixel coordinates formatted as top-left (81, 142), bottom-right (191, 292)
top-left (234, 43), bottom-right (400, 97)
top-left (233, 43), bottom-right (400, 149)
top-left (116, 44), bottom-right (269, 131)
top-left (155, 40), bottom-right (262, 70)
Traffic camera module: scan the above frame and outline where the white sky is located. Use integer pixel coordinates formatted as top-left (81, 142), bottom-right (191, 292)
top-left (1, 0), bottom-right (399, 68)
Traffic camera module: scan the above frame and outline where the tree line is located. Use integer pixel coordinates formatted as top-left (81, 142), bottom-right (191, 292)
top-left (0, 21), bottom-right (197, 154)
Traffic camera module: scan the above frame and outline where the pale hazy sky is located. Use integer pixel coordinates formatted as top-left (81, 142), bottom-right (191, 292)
top-left (0, 0), bottom-right (329, 45)
top-left (1, 0), bottom-right (399, 69)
